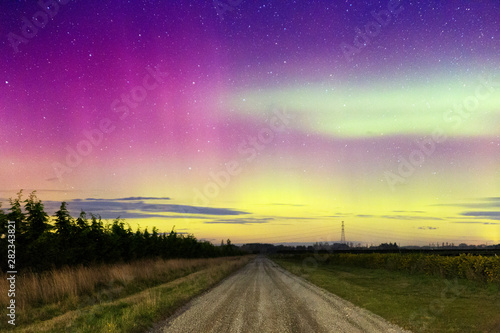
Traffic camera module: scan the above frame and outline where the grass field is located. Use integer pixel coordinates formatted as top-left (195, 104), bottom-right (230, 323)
top-left (273, 255), bottom-right (500, 333)
top-left (0, 256), bottom-right (253, 332)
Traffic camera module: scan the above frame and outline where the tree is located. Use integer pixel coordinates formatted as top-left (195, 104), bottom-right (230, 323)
top-left (150, 227), bottom-right (160, 257)
top-left (66, 210), bottom-right (91, 265)
top-left (54, 202), bottom-right (73, 236)
top-left (133, 226), bottom-right (146, 259)
top-left (7, 190), bottom-right (25, 232)
top-left (0, 202), bottom-right (8, 236)
top-left (108, 218), bottom-right (132, 261)
top-left (1, 191), bottom-right (243, 272)
top-left (24, 191), bottom-right (50, 240)
top-left (76, 210), bottom-right (89, 229)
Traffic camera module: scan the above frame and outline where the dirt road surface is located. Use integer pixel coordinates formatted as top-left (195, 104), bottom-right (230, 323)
top-left (153, 256), bottom-right (411, 333)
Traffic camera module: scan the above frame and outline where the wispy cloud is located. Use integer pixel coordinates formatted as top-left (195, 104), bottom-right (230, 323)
top-left (325, 213), bottom-right (351, 218)
top-left (138, 204), bottom-right (248, 216)
top-left (27, 198), bottom-right (249, 220)
top-left (0, 189), bottom-right (79, 194)
top-left (100, 212), bottom-right (175, 219)
top-left (479, 197), bottom-right (500, 202)
top-left (265, 203), bottom-right (306, 207)
top-left (459, 211), bottom-right (500, 220)
top-left (434, 197), bottom-right (500, 209)
top-left (380, 215), bottom-right (443, 220)
top-left (278, 216), bottom-right (316, 220)
top-left (393, 210), bottom-right (425, 213)
top-left (343, 212), bottom-right (441, 221)
top-left (452, 221), bottom-right (500, 225)
top-left (85, 196), bottom-right (171, 201)
top-left (205, 217), bottom-right (273, 225)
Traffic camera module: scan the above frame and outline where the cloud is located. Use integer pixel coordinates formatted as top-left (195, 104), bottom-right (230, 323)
top-left (479, 197), bottom-right (500, 202)
top-left (205, 217), bottom-right (273, 225)
top-left (96, 212), bottom-right (174, 219)
top-left (452, 221), bottom-right (500, 225)
top-left (265, 203), bottom-right (306, 207)
top-left (34, 198), bottom-right (248, 220)
top-left (460, 211), bottom-right (500, 220)
top-left (278, 216), bottom-right (316, 220)
top-left (380, 215), bottom-right (443, 220)
top-left (45, 178), bottom-right (60, 182)
top-left (86, 196), bottom-right (171, 201)
top-left (352, 213), bottom-right (441, 220)
top-left (0, 189), bottom-right (79, 194)
top-left (418, 226), bottom-right (439, 230)
top-left (434, 197), bottom-right (500, 209)
top-left (393, 210), bottom-right (425, 213)
top-left (138, 204), bottom-right (248, 215)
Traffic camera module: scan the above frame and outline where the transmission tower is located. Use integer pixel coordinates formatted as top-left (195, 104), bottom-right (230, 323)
top-left (340, 221), bottom-right (346, 244)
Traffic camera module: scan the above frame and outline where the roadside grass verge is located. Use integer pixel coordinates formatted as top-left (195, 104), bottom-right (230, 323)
top-left (1, 256), bottom-right (253, 332)
top-left (273, 256), bottom-right (500, 333)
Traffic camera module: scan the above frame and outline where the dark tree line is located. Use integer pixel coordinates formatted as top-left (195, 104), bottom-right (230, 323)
top-left (0, 191), bottom-right (240, 272)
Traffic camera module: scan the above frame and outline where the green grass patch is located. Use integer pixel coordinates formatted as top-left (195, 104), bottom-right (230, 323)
top-left (273, 256), bottom-right (500, 333)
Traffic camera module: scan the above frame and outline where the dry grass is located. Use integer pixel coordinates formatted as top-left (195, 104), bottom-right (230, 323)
top-left (0, 256), bottom-right (243, 327)
top-left (5, 256), bottom-right (253, 332)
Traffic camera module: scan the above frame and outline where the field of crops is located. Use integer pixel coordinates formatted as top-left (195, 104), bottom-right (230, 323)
top-left (293, 252), bottom-right (500, 283)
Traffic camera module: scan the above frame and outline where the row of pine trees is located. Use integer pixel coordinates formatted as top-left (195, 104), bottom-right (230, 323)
top-left (0, 191), bottom-right (239, 272)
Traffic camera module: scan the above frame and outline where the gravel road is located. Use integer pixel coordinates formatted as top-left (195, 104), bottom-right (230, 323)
top-left (154, 256), bottom-right (411, 333)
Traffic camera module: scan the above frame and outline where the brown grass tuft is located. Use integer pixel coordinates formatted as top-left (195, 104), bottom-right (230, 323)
top-left (0, 257), bottom-right (233, 314)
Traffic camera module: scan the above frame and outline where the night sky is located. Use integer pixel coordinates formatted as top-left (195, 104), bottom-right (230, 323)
top-left (1, 0), bottom-right (499, 245)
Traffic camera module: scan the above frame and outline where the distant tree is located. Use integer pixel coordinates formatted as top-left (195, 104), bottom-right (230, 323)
top-left (132, 226), bottom-right (145, 259)
top-left (150, 226), bottom-right (160, 257)
top-left (0, 203), bottom-right (9, 272)
top-left (70, 210), bottom-right (93, 265)
top-left (378, 242), bottom-right (399, 250)
top-left (107, 218), bottom-right (134, 261)
top-left (24, 191), bottom-right (50, 240)
top-left (0, 202), bottom-right (8, 236)
top-left (1, 191), bottom-right (243, 272)
top-left (54, 202), bottom-right (73, 236)
top-left (222, 238), bottom-right (238, 256)
top-left (7, 190), bottom-right (25, 232)
top-left (165, 227), bottom-right (180, 257)
top-left (76, 210), bottom-right (89, 229)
